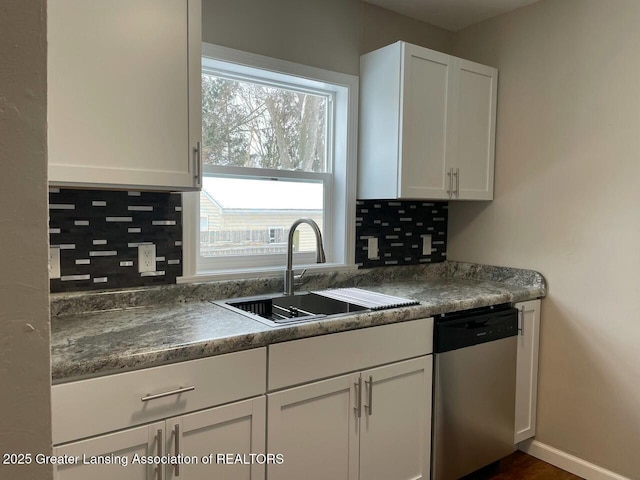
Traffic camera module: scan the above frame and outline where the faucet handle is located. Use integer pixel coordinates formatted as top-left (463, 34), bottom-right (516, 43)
top-left (294, 269), bottom-right (308, 287)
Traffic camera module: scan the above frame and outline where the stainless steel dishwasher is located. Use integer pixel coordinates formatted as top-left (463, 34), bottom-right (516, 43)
top-left (432, 304), bottom-right (518, 480)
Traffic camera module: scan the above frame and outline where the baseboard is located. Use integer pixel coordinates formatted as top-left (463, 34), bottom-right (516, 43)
top-left (519, 439), bottom-right (631, 480)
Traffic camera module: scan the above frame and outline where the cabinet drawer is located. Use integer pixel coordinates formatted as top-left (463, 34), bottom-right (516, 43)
top-left (52, 348), bottom-right (266, 445)
top-left (268, 318), bottom-right (433, 390)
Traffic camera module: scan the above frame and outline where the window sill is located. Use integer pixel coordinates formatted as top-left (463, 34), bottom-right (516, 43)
top-left (177, 263), bottom-right (358, 284)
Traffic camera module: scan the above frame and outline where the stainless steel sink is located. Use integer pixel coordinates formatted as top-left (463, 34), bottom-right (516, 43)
top-left (215, 292), bottom-right (368, 327)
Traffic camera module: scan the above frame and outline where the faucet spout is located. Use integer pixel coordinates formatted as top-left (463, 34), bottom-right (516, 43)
top-left (284, 218), bottom-right (326, 295)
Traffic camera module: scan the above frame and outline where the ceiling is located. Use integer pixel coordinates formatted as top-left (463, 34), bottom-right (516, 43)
top-left (364, 0), bottom-right (540, 32)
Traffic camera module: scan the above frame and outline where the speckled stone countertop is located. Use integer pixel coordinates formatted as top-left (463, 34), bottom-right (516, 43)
top-left (51, 261), bottom-right (546, 383)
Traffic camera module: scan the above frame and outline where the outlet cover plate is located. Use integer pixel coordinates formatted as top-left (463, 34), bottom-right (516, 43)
top-left (367, 237), bottom-right (379, 260)
top-left (138, 244), bottom-right (156, 273)
top-left (421, 234), bottom-right (432, 256)
top-left (49, 247), bottom-right (61, 279)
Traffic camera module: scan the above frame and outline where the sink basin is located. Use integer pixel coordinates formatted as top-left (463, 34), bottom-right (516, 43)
top-left (216, 292), bottom-right (368, 327)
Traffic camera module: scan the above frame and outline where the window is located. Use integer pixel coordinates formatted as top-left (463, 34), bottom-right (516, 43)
top-left (182, 44), bottom-right (358, 279)
top-left (268, 227), bottom-right (285, 244)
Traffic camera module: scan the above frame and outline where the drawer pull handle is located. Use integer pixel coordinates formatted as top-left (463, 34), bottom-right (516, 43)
top-left (141, 386), bottom-right (195, 402)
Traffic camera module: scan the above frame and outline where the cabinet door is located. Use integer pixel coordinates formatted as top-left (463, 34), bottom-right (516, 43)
top-left (514, 299), bottom-right (541, 443)
top-left (399, 44), bottom-right (455, 200)
top-left (48, 0), bottom-right (202, 191)
top-left (359, 356), bottom-right (432, 480)
top-left (166, 397), bottom-right (266, 480)
top-left (54, 422), bottom-right (164, 480)
top-left (267, 373), bottom-right (360, 480)
top-left (453, 58), bottom-right (497, 200)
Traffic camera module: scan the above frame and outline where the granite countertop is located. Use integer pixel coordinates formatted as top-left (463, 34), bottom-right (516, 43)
top-left (51, 261), bottom-right (546, 383)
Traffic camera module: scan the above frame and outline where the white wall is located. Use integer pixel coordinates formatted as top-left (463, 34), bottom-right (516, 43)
top-left (0, 0), bottom-right (52, 478)
top-left (360, 2), bottom-right (454, 55)
top-left (449, 0), bottom-right (640, 477)
top-left (202, 0), bottom-right (362, 75)
top-left (202, 0), bottom-right (454, 74)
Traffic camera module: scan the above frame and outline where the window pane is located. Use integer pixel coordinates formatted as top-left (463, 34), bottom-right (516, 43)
top-left (200, 176), bottom-right (324, 258)
top-left (202, 73), bottom-right (328, 173)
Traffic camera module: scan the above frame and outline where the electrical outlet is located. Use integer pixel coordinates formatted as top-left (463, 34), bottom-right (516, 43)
top-left (367, 237), bottom-right (379, 260)
top-left (138, 244), bottom-right (156, 273)
top-left (49, 247), bottom-right (61, 279)
top-left (421, 234), bottom-right (432, 256)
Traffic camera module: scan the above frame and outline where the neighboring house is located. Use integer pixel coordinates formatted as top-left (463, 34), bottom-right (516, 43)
top-left (199, 188), bottom-right (322, 256)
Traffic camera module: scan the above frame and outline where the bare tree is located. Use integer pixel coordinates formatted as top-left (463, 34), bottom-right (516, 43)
top-left (202, 73), bottom-right (327, 172)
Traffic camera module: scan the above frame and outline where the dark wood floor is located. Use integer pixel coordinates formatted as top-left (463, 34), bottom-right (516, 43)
top-left (461, 451), bottom-right (583, 480)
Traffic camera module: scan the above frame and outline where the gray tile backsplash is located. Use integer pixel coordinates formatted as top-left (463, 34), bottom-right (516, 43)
top-left (355, 199), bottom-right (448, 268)
top-left (49, 188), bottom-right (182, 292)
top-left (49, 191), bottom-right (447, 292)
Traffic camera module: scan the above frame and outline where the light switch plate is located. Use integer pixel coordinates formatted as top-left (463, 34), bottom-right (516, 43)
top-left (367, 237), bottom-right (379, 260)
top-left (421, 234), bottom-right (432, 256)
top-left (49, 247), bottom-right (61, 279)
top-left (138, 244), bottom-right (156, 273)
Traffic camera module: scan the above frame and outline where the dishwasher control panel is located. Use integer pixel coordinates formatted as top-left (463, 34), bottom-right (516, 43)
top-left (434, 303), bottom-right (518, 353)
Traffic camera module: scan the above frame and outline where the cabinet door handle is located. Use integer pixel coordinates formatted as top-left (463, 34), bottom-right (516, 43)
top-left (141, 386), bottom-right (195, 402)
top-left (446, 169), bottom-right (452, 197)
top-left (156, 429), bottom-right (163, 480)
top-left (519, 306), bottom-right (526, 336)
top-left (354, 377), bottom-right (362, 418)
top-left (174, 424), bottom-right (181, 477)
top-left (365, 375), bottom-right (373, 415)
top-left (454, 168), bottom-right (460, 196)
top-left (193, 141), bottom-right (202, 187)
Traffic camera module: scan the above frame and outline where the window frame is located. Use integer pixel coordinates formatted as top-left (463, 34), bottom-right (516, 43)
top-left (180, 43), bottom-right (358, 282)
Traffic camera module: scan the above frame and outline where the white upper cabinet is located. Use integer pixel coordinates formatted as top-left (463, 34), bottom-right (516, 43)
top-left (454, 59), bottom-right (497, 200)
top-left (48, 0), bottom-right (202, 191)
top-left (358, 42), bottom-right (497, 201)
top-left (400, 47), bottom-right (454, 200)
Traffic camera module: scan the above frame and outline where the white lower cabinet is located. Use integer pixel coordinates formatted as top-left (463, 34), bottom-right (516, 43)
top-left (514, 299), bottom-right (541, 443)
top-left (52, 320), bottom-right (435, 480)
top-left (267, 356), bottom-right (433, 480)
top-left (359, 357), bottom-right (433, 480)
top-left (166, 396), bottom-right (266, 480)
top-left (267, 373), bottom-right (360, 480)
top-left (54, 422), bottom-right (164, 480)
top-left (54, 397), bottom-right (265, 480)
top-left (52, 348), bottom-right (267, 480)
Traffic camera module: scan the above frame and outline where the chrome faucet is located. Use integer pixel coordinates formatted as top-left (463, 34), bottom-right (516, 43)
top-left (284, 218), bottom-right (326, 295)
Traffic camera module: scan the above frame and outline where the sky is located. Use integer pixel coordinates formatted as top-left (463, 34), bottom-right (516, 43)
top-left (203, 176), bottom-right (323, 210)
